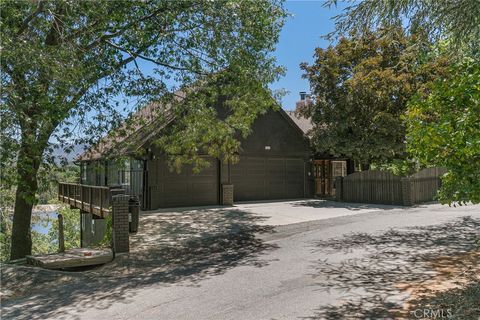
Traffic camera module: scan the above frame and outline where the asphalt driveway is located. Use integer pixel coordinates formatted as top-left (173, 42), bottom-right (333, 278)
top-left (1, 201), bottom-right (479, 319)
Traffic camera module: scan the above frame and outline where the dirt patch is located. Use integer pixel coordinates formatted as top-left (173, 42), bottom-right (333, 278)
top-left (398, 251), bottom-right (479, 303)
top-left (1, 264), bottom-right (87, 301)
top-left (401, 251), bottom-right (480, 319)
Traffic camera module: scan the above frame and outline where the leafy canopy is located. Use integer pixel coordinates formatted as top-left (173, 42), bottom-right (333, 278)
top-left (322, 0), bottom-right (479, 203)
top-left (406, 59), bottom-right (480, 204)
top-left (1, 0), bottom-right (286, 259)
top-left (325, 0), bottom-right (480, 49)
top-left (300, 27), bottom-right (447, 166)
top-left (1, 0), bottom-right (286, 167)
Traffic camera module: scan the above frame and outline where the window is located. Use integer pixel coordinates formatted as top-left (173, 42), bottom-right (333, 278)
top-left (81, 163), bottom-right (87, 184)
top-left (118, 158), bottom-right (131, 186)
top-left (332, 161), bottom-right (347, 177)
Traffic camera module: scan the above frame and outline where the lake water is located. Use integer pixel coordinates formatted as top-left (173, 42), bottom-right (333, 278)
top-left (32, 212), bottom-right (57, 234)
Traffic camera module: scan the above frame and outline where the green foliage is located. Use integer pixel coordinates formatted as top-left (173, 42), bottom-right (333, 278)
top-left (0, 164), bottom-right (79, 261)
top-left (324, 0), bottom-right (479, 203)
top-left (1, 0), bottom-right (286, 172)
top-left (155, 71), bottom-right (281, 171)
top-left (1, 206), bottom-right (80, 262)
top-left (46, 207), bottom-right (81, 251)
top-left (325, 0), bottom-right (480, 50)
top-left (37, 164), bottom-right (79, 205)
top-left (1, 0), bottom-right (286, 258)
top-left (0, 167), bottom-right (15, 260)
top-left (406, 59), bottom-right (480, 204)
top-left (371, 158), bottom-right (419, 176)
top-left (301, 27), bottom-right (447, 166)
top-left (0, 211), bottom-right (12, 261)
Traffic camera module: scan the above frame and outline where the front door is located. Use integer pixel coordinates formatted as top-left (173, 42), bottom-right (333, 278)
top-left (314, 160), bottom-right (348, 197)
top-left (314, 160), bottom-right (331, 197)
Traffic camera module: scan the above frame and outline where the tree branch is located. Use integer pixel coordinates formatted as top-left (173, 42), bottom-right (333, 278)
top-left (45, 4), bottom-right (66, 46)
top-left (103, 40), bottom-right (205, 74)
top-left (17, 0), bottom-right (45, 36)
top-left (83, 4), bottom-right (172, 50)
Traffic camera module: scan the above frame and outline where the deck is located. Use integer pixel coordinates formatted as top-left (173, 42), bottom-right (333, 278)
top-left (58, 183), bottom-right (112, 217)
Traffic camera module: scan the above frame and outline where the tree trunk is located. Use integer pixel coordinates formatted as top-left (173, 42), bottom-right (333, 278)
top-left (10, 142), bottom-right (41, 260)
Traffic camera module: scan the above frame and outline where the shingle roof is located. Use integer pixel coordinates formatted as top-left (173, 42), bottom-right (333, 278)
top-left (79, 95), bottom-right (312, 161)
top-left (285, 111), bottom-right (314, 135)
top-left (77, 92), bottom-right (185, 161)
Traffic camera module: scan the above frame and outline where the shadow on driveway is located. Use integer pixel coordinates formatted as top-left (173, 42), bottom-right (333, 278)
top-left (304, 216), bottom-right (480, 319)
top-left (292, 199), bottom-right (407, 211)
top-left (1, 208), bottom-right (278, 320)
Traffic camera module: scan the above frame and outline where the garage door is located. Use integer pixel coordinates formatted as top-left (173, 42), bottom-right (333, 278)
top-left (148, 157), bottom-right (219, 209)
top-left (231, 157), bottom-right (305, 201)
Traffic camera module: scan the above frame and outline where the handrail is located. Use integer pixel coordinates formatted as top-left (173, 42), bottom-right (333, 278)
top-left (58, 183), bottom-right (112, 218)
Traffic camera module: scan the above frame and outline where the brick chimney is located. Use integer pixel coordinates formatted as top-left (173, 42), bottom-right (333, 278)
top-left (295, 91), bottom-right (313, 112)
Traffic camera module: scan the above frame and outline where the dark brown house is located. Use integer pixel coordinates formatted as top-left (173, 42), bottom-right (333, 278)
top-left (78, 101), bottom-right (313, 211)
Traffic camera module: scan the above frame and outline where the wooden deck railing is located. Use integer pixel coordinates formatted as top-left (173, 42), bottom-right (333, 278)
top-left (58, 183), bottom-right (111, 217)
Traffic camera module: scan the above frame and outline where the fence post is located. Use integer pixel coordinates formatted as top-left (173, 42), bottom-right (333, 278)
top-left (335, 176), bottom-right (343, 202)
top-left (401, 177), bottom-right (413, 206)
top-left (111, 191), bottom-right (129, 254)
top-left (58, 214), bottom-right (65, 253)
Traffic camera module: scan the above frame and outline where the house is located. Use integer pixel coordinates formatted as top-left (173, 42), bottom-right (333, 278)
top-left (78, 92), bottom-right (355, 210)
top-left (78, 93), bottom-right (314, 211)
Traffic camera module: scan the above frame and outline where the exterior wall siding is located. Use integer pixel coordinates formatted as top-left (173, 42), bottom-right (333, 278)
top-left (237, 109), bottom-right (311, 157)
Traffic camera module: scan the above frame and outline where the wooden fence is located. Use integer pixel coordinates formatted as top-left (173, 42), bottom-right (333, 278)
top-left (409, 167), bottom-right (447, 204)
top-left (335, 167), bottom-right (447, 206)
top-left (58, 183), bottom-right (111, 217)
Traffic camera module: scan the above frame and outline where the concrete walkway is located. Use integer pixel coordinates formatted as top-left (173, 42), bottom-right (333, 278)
top-left (140, 199), bottom-right (407, 227)
top-left (233, 199), bottom-right (406, 225)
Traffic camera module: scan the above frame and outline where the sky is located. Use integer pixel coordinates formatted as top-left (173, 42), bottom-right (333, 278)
top-left (271, 1), bottom-right (348, 110)
top-left (116, 1), bottom-right (349, 112)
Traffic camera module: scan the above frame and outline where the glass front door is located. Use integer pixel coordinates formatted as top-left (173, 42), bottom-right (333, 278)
top-left (314, 160), bottom-right (347, 197)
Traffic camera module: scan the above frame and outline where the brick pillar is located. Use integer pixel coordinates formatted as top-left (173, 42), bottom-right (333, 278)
top-left (335, 176), bottom-right (343, 202)
top-left (401, 177), bottom-right (413, 206)
top-left (222, 184), bottom-right (234, 206)
top-left (112, 194), bottom-right (130, 253)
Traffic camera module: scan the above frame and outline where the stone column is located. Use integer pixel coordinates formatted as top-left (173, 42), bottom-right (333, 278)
top-left (111, 194), bottom-right (130, 253)
top-left (222, 184), bottom-right (234, 206)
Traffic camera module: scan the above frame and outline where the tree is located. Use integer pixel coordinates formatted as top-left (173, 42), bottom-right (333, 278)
top-left (300, 28), bottom-right (447, 168)
top-left (0, 0), bottom-right (286, 259)
top-left (406, 59), bottom-right (480, 204)
top-left (0, 163), bottom-right (79, 261)
top-left (325, 0), bottom-right (479, 203)
top-left (325, 0), bottom-right (480, 49)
